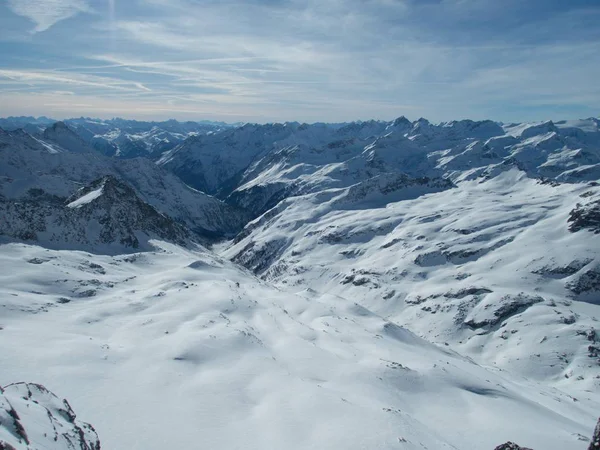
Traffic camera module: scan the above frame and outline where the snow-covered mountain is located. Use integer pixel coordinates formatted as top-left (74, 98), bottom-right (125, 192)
top-left (0, 176), bottom-right (194, 253)
top-left (157, 121), bottom-right (387, 200)
top-left (0, 127), bottom-right (249, 239)
top-left (0, 116), bottom-right (55, 135)
top-left (42, 122), bottom-right (95, 154)
top-left (157, 117), bottom-right (600, 218)
top-left (1, 115), bottom-right (600, 449)
top-left (225, 170), bottom-right (600, 392)
top-left (0, 117), bottom-right (235, 158)
top-left (62, 117), bottom-right (233, 158)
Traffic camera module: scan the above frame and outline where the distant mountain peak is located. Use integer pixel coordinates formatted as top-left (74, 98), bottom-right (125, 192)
top-left (43, 121), bottom-right (93, 153)
top-left (392, 115), bottom-right (411, 127)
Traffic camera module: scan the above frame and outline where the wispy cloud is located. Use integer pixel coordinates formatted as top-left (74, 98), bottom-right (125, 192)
top-left (0, 0), bottom-right (598, 122)
top-left (5, 0), bottom-right (92, 33)
top-left (0, 69), bottom-right (151, 92)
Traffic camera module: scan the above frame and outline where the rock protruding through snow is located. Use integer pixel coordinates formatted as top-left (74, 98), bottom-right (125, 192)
top-left (0, 383), bottom-right (100, 450)
top-left (588, 417), bottom-right (600, 450)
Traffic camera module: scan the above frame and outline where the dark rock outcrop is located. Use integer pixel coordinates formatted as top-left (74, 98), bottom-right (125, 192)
top-left (569, 200), bottom-right (600, 234)
top-left (589, 417), bottom-right (600, 450)
top-left (494, 443), bottom-right (532, 450)
top-left (567, 267), bottom-right (600, 295)
top-left (464, 293), bottom-right (544, 330)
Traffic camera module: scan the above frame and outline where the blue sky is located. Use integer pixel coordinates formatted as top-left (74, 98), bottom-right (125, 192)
top-left (0, 0), bottom-right (598, 123)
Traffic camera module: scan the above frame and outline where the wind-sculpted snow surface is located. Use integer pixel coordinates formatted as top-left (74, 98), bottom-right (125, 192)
top-left (0, 382), bottom-right (100, 450)
top-left (0, 241), bottom-right (598, 449)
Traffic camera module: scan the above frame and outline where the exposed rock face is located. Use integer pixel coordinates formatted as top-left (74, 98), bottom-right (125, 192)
top-left (494, 443), bottom-right (533, 450)
top-left (569, 200), bottom-right (600, 234)
top-left (567, 266), bottom-right (600, 304)
top-left (589, 417), bottom-right (600, 450)
top-left (463, 293), bottom-right (545, 330)
top-left (0, 176), bottom-right (193, 253)
top-left (0, 383), bottom-right (100, 449)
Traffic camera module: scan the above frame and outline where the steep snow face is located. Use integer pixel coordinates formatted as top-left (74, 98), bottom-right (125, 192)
top-left (0, 383), bottom-right (100, 450)
top-left (0, 176), bottom-right (194, 253)
top-left (0, 241), bottom-right (598, 450)
top-left (225, 170), bottom-right (600, 393)
top-left (0, 129), bottom-right (249, 238)
top-left (66, 186), bottom-right (104, 208)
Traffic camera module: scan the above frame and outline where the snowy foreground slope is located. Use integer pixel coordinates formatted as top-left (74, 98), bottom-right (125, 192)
top-left (0, 241), bottom-right (598, 449)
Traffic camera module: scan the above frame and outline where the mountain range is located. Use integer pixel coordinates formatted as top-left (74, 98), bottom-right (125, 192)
top-left (0, 115), bottom-right (599, 450)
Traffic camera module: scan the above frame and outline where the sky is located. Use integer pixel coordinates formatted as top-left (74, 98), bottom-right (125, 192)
top-left (0, 0), bottom-right (598, 123)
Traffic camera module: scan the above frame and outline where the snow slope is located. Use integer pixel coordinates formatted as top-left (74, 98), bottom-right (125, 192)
top-left (0, 241), bottom-right (598, 450)
top-left (66, 186), bottom-right (104, 209)
top-left (225, 170), bottom-right (600, 394)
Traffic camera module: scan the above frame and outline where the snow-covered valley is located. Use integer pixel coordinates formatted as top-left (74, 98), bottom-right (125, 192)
top-left (1, 116), bottom-right (599, 449)
top-left (0, 241), bottom-right (598, 450)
